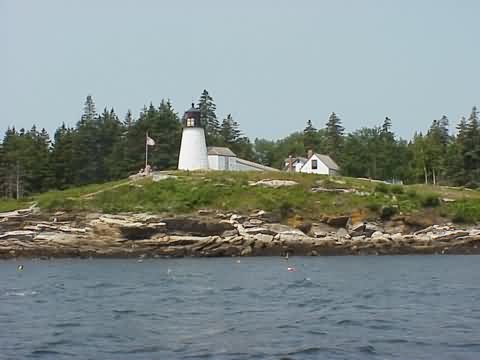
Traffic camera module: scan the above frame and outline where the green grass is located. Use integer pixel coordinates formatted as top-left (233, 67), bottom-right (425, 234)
top-left (0, 198), bottom-right (33, 212)
top-left (1, 172), bottom-right (480, 223)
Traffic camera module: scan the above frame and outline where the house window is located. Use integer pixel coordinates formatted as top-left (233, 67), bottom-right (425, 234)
top-left (186, 118), bottom-right (195, 127)
top-left (311, 159), bottom-right (318, 170)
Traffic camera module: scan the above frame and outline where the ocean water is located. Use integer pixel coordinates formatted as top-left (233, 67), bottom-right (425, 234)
top-left (1, 256), bottom-right (480, 360)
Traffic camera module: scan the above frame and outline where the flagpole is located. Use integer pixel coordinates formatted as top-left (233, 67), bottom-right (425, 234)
top-left (145, 132), bottom-right (148, 170)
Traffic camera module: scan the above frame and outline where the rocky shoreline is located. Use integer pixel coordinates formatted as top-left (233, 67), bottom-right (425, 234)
top-left (1, 207), bottom-right (479, 259)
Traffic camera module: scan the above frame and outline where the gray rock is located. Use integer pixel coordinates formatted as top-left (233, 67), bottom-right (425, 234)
top-left (336, 228), bottom-right (350, 239)
top-left (152, 174), bottom-right (177, 182)
top-left (244, 227), bottom-right (277, 236)
top-left (248, 179), bottom-right (299, 188)
top-left (240, 246), bottom-right (253, 256)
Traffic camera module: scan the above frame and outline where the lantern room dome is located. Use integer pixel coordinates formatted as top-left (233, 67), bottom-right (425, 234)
top-left (182, 103), bottom-right (202, 128)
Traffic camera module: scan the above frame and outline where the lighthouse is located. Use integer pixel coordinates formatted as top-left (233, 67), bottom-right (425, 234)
top-left (177, 103), bottom-right (209, 170)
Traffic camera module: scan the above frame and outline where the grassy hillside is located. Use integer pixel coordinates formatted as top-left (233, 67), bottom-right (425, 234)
top-left (2, 171), bottom-right (480, 223)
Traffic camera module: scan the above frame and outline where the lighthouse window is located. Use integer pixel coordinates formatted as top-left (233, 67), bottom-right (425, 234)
top-left (186, 118), bottom-right (195, 127)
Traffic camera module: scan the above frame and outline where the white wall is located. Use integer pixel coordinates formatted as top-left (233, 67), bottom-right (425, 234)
top-left (178, 128), bottom-right (209, 170)
top-left (300, 155), bottom-right (329, 175)
top-left (208, 155), bottom-right (219, 170)
top-left (294, 161), bottom-right (304, 172)
top-left (208, 155), bottom-right (237, 171)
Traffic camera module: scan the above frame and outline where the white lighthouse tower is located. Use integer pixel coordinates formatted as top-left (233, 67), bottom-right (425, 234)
top-left (178, 103), bottom-right (209, 170)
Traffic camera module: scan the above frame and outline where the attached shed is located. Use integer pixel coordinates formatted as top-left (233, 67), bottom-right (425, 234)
top-left (207, 146), bottom-right (279, 172)
top-left (208, 147), bottom-right (237, 171)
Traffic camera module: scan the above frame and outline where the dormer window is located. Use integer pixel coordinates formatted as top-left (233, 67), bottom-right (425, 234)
top-left (186, 117), bottom-right (195, 127)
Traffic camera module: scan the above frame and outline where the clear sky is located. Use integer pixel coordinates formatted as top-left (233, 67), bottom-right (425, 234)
top-left (1, 0), bottom-right (479, 141)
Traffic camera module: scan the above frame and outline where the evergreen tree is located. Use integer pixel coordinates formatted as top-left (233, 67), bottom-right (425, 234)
top-left (324, 112), bottom-right (344, 161)
top-left (72, 95), bottom-right (101, 185)
top-left (197, 89), bottom-right (220, 144)
top-left (381, 117), bottom-right (393, 136)
top-left (220, 114), bottom-right (242, 145)
top-left (303, 120), bottom-right (317, 151)
top-left (463, 106), bottom-right (480, 187)
top-left (82, 95), bottom-right (97, 123)
top-left (51, 123), bottom-right (75, 189)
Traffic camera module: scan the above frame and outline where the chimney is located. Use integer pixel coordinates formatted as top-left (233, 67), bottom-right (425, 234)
top-left (307, 149), bottom-right (314, 159)
top-left (288, 155), bottom-right (293, 172)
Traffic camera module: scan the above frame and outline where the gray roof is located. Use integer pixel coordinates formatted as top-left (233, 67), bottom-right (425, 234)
top-left (314, 154), bottom-right (340, 171)
top-left (207, 147), bottom-right (237, 157)
top-left (284, 156), bottom-right (307, 163)
top-left (236, 158), bottom-right (280, 172)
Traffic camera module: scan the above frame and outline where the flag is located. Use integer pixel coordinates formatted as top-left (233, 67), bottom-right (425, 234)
top-left (146, 135), bottom-right (155, 146)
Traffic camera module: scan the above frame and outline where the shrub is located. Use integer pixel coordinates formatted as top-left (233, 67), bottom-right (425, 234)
top-left (366, 202), bottom-right (381, 212)
top-left (451, 201), bottom-right (480, 224)
top-left (279, 201), bottom-right (294, 220)
top-left (420, 193), bottom-right (440, 208)
top-left (390, 185), bottom-right (404, 194)
top-left (380, 205), bottom-right (398, 220)
top-left (374, 183), bottom-right (390, 194)
top-left (406, 189), bottom-right (418, 198)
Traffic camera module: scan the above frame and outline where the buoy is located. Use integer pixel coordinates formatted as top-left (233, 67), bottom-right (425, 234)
top-left (17, 265), bottom-right (24, 271)
top-left (236, 260), bottom-right (241, 264)
top-left (287, 267), bottom-right (296, 272)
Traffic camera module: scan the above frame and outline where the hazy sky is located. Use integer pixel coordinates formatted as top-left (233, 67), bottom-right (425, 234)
top-left (1, 0), bottom-right (479, 141)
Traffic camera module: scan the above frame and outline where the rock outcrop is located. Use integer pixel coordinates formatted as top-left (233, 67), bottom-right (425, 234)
top-left (0, 208), bottom-right (479, 258)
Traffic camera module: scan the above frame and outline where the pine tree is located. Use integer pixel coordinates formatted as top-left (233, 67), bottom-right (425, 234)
top-left (81, 95), bottom-right (97, 123)
top-left (198, 89), bottom-right (220, 144)
top-left (381, 117), bottom-right (393, 136)
top-left (220, 114), bottom-right (242, 145)
top-left (72, 95), bottom-right (101, 185)
top-left (51, 123), bottom-right (75, 189)
top-left (303, 120), bottom-right (317, 151)
top-left (324, 112), bottom-right (344, 161)
top-left (463, 106), bottom-right (480, 187)
top-left (426, 119), bottom-right (449, 185)
top-left (379, 117), bottom-right (396, 180)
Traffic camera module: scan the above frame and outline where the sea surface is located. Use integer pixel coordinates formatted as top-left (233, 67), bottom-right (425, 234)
top-left (1, 256), bottom-right (480, 360)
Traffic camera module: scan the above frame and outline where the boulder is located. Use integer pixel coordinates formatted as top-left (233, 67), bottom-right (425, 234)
top-left (0, 230), bottom-right (36, 241)
top-left (325, 215), bottom-right (350, 228)
top-left (240, 246), bottom-right (253, 256)
top-left (296, 222), bottom-right (312, 235)
top-left (152, 173), bottom-right (177, 182)
top-left (336, 228), bottom-right (350, 239)
top-left (248, 179), bottom-right (299, 188)
top-left (254, 233), bottom-right (274, 243)
top-left (162, 217), bottom-right (234, 236)
top-left (243, 227), bottom-right (277, 236)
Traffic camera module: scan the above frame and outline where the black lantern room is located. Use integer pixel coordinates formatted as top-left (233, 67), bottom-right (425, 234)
top-left (182, 103), bottom-right (202, 128)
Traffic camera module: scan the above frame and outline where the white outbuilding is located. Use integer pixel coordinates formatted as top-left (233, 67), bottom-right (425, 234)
top-left (300, 152), bottom-right (339, 175)
top-left (208, 146), bottom-right (279, 172)
top-left (286, 151), bottom-right (339, 175)
top-left (207, 147), bottom-right (237, 171)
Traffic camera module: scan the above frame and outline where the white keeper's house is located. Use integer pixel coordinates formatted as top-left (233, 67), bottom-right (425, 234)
top-left (178, 104), bottom-right (278, 172)
top-left (285, 150), bottom-right (340, 176)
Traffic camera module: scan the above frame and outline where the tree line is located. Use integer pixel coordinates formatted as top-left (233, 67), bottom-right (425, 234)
top-left (254, 107), bottom-right (480, 188)
top-left (0, 90), bottom-right (478, 199)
